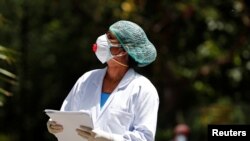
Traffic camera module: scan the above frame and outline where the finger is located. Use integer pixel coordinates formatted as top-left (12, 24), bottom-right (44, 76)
top-left (76, 128), bottom-right (91, 136)
top-left (77, 132), bottom-right (90, 139)
top-left (47, 120), bottom-right (58, 129)
top-left (80, 126), bottom-right (96, 137)
top-left (50, 121), bottom-right (57, 125)
top-left (51, 124), bottom-right (63, 130)
top-left (50, 128), bottom-right (63, 134)
top-left (50, 121), bottom-right (63, 126)
top-left (48, 122), bottom-right (63, 134)
top-left (76, 129), bottom-right (91, 139)
top-left (79, 125), bottom-right (92, 132)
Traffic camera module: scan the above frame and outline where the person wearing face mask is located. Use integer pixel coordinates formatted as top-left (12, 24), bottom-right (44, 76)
top-left (46, 20), bottom-right (159, 141)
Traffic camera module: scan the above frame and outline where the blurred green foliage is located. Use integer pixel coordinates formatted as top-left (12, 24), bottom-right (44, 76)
top-left (0, 45), bottom-right (17, 106)
top-left (0, 0), bottom-right (249, 141)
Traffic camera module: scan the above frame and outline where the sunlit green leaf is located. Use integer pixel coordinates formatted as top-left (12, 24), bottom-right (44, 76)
top-left (0, 88), bottom-right (12, 96)
top-left (0, 68), bottom-right (16, 79)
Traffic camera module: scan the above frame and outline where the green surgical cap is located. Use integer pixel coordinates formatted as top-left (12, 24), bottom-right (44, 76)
top-left (109, 20), bottom-right (157, 67)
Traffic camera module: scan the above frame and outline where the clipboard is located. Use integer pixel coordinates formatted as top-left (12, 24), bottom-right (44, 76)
top-left (45, 109), bottom-right (93, 141)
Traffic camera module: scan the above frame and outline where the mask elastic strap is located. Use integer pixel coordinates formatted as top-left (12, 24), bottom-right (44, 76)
top-left (111, 59), bottom-right (128, 67)
top-left (114, 53), bottom-right (126, 57)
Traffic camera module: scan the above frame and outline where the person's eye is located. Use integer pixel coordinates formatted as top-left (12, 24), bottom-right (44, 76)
top-left (107, 35), bottom-right (111, 39)
top-left (106, 33), bottom-right (114, 40)
top-left (110, 36), bottom-right (116, 40)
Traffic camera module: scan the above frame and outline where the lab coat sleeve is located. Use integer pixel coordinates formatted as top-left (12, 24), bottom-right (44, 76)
top-left (123, 81), bottom-right (159, 141)
top-left (60, 79), bottom-right (79, 111)
top-left (60, 70), bottom-right (93, 111)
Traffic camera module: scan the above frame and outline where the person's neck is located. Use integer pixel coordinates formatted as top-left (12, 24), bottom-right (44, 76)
top-left (106, 66), bottom-right (129, 82)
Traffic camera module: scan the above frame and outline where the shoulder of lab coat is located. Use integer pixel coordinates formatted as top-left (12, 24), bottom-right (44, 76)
top-left (60, 68), bottom-right (107, 111)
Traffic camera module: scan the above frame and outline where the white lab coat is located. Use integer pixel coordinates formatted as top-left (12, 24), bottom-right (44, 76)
top-left (60, 67), bottom-right (159, 141)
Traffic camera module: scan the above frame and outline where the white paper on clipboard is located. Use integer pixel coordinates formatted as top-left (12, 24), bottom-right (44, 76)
top-left (45, 109), bottom-right (93, 141)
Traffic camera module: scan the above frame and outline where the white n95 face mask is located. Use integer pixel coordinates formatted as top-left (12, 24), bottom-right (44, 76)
top-left (92, 34), bottom-right (122, 64)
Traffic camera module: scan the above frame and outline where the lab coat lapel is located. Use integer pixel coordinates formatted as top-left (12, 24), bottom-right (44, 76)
top-left (116, 68), bottom-right (136, 90)
top-left (95, 68), bottom-right (136, 121)
top-left (90, 68), bottom-right (107, 124)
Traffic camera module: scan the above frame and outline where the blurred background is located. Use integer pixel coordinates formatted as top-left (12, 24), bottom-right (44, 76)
top-left (0, 0), bottom-right (250, 141)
